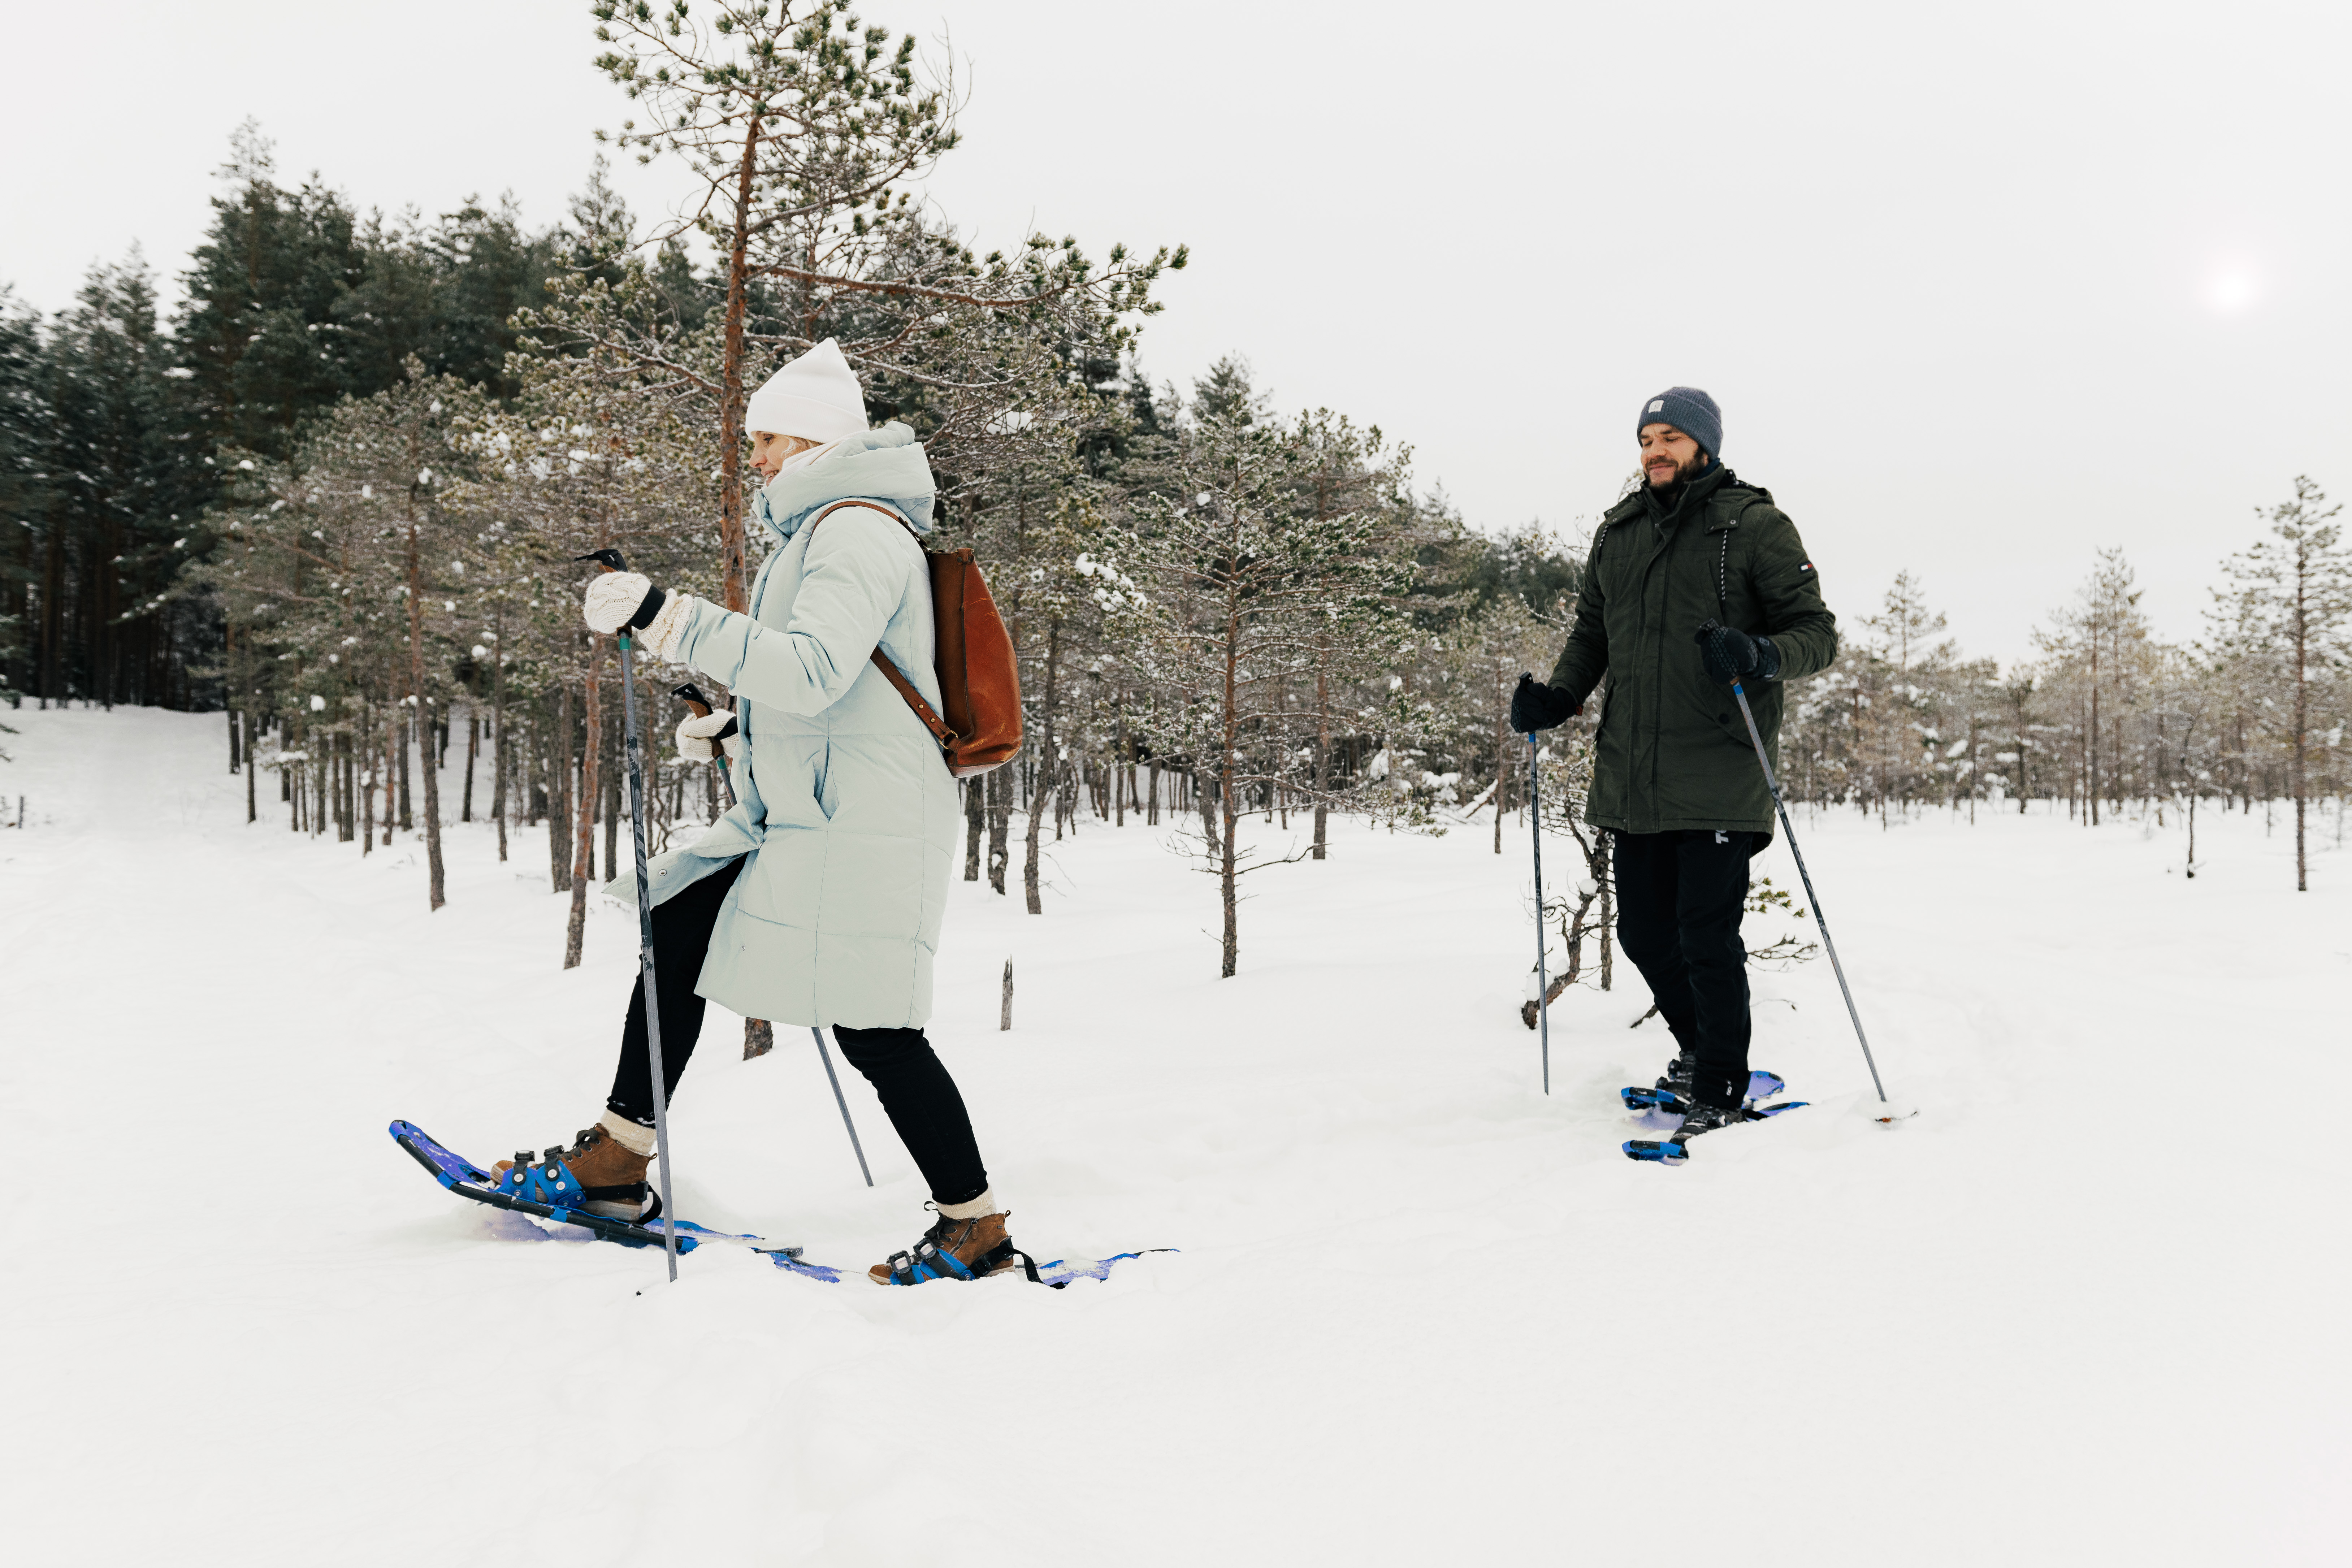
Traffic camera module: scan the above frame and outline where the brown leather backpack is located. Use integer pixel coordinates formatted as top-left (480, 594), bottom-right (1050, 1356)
top-left (806, 500), bottom-right (1023, 777)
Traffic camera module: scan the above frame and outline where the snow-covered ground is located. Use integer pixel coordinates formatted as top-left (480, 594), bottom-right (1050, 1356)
top-left (3, 706), bottom-right (2344, 1567)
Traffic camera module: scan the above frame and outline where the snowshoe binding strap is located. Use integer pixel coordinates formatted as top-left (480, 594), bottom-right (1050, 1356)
top-left (506, 1148), bottom-right (591, 1210)
top-left (878, 1239), bottom-right (1050, 1288)
top-left (882, 1238), bottom-right (979, 1286)
top-left (490, 1134), bottom-right (654, 1220)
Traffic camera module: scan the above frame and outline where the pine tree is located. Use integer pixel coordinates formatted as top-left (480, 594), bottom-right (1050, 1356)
top-left (0, 286), bottom-right (46, 703)
top-left (1129, 391), bottom-right (1417, 976)
top-left (588, 0), bottom-right (1182, 613)
top-left (35, 256), bottom-right (202, 708)
top-left (2210, 478), bottom-right (2349, 890)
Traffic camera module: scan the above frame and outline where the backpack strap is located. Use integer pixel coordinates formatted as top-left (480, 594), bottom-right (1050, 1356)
top-left (804, 500), bottom-right (960, 752)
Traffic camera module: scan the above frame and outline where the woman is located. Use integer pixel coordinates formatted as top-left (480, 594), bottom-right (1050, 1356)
top-left (502, 338), bottom-right (1017, 1287)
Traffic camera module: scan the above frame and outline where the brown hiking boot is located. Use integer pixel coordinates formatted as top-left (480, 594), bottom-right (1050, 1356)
top-left (869, 1211), bottom-right (1030, 1286)
top-left (490, 1124), bottom-right (653, 1219)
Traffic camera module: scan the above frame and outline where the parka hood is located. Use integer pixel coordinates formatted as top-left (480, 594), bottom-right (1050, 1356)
top-left (751, 420), bottom-right (937, 544)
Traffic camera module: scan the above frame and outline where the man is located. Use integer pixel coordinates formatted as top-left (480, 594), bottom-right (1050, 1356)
top-left (1510, 387), bottom-right (1837, 1142)
top-left (498, 339), bottom-right (1025, 1286)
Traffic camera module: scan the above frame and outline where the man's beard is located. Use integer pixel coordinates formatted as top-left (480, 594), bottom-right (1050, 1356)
top-left (1646, 451), bottom-right (1708, 489)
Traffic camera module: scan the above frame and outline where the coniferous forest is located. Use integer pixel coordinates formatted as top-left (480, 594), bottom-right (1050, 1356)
top-left (2, 2), bottom-right (2345, 962)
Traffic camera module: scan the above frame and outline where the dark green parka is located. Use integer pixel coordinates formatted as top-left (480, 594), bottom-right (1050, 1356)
top-left (1547, 463), bottom-right (1836, 837)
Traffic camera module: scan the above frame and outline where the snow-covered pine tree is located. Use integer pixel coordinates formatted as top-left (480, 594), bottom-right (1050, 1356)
top-left (2033, 550), bottom-right (2155, 827)
top-left (2207, 478), bottom-right (2349, 890)
top-left (0, 286), bottom-right (44, 706)
top-left (1282, 409), bottom-right (1415, 860)
top-left (1443, 591), bottom-right (1554, 854)
top-left (450, 292), bottom-right (719, 963)
top-left (26, 257), bottom-right (203, 711)
top-left (587, 0), bottom-right (1181, 608)
top-left (1127, 387), bottom-right (1417, 976)
top-left (197, 364), bottom-right (482, 901)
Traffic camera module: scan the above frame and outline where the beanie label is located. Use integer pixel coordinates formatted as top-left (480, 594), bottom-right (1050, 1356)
top-left (1647, 399), bottom-right (1665, 413)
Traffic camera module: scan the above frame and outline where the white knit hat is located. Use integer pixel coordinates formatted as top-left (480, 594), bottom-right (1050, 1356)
top-left (744, 338), bottom-right (869, 442)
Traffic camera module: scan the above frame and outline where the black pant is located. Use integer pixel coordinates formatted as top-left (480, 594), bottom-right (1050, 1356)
top-left (605, 857), bottom-right (991, 1207)
top-left (1613, 829), bottom-right (1755, 1109)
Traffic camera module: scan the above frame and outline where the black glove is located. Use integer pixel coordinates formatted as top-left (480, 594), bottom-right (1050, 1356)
top-left (1694, 620), bottom-right (1780, 684)
top-left (1509, 673), bottom-right (1581, 733)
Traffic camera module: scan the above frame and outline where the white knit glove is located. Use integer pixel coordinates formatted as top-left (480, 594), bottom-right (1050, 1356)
top-left (581, 572), bottom-right (657, 634)
top-left (675, 709), bottom-right (742, 764)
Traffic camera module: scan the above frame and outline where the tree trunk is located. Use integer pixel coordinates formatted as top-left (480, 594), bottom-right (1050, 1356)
top-left (714, 114), bottom-right (766, 614)
top-left (1218, 570), bottom-right (1243, 978)
top-left (397, 702), bottom-right (414, 832)
top-left (1312, 664), bottom-right (1330, 860)
top-left (382, 710), bottom-right (398, 845)
top-left (2088, 646), bottom-right (2101, 826)
top-left (491, 606), bottom-right (508, 863)
top-left (549, 688), bottom-right (572, 892)
top-left (405, 515), bottom-right (446, 909)
top-left (1597, 828), bottom-right (1615, 991)
top-left (2292, 564), bottom-right (2308, 892)
top-left (1023, 621), bottom-right (1061, 915)
top-left (986, 763), bottom-right (1010, 894)
top-left (566, 647), bottom-right (602, 968)
top-left (1493, 669), bottom-right (1508, 856)
top-left (361, 714), bottom-right (376, 851)
top-left (601, 697), bottom-right (620, 885)
top-left (963, 776), bottom-right (983, 880)
top-left (462, 713), bottom-right (477, 822)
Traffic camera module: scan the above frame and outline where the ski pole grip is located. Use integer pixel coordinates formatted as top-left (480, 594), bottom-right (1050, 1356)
top-left (575, 548), bottom-right (629, 575)
top-left (671, 681), bottom-right (715, 719)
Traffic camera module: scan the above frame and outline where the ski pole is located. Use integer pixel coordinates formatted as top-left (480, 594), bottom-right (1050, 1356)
top-left (811, 1028), bottom-right (874, 1186)
top-left (672, 681), bottom-right (738, 809)
top-left (1713, 634), bottom-right (1898, 1117)
top-left (580, 550), bottom-right (682, 1281)
top-left (1524, 699), bottom-right (1551, 1097)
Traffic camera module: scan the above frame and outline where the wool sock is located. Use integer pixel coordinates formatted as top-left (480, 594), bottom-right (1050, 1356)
top-left (597, 1109), bottom-right (659, 1157)
top-left (935, 1188), bottom-right (1002, 1221)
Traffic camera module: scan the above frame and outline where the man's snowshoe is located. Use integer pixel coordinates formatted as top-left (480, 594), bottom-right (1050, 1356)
top-left (870, 1211), bottom-right (1040, 1286)
top-left (1623, 1098), bottom-right (1808, 1163)
top-left (488, 1123), bottom-right (654, 1221)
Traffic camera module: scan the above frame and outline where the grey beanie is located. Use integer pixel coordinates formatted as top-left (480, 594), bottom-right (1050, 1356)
top-left (1636, 386), bottom-right (1722, 459)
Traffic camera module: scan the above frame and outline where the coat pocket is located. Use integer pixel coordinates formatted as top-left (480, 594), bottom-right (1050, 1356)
top-left (753, 735), bottom-right (831, 829)
top-left (811, 739), bottom-right (837, 822)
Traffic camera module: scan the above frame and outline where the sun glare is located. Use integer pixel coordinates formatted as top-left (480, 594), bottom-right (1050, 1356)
top-left (2205, 265), bottom-right (2262, 315)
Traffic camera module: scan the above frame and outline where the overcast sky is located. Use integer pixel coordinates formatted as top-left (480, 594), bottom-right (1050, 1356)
top-left (5, 0), bottom-right (2345, 663)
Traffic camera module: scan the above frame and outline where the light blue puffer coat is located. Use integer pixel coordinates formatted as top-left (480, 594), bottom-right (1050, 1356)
top-left (616, 424), bottom-right (960, 1029)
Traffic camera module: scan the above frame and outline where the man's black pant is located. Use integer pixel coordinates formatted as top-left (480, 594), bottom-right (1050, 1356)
top-left (604, 857), bottom-right (991, 1206)
top-left (1612, 828), bottom-right (1756, 1109)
